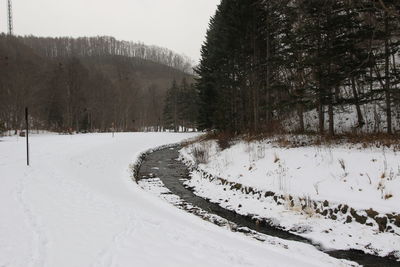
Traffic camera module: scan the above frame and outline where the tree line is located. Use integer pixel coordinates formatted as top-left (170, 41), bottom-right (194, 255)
top-left (19, 36), bottom-right (193, 74)
top-left (0, 35), bottom-right (193, 134)
top-left (163, 78), bottom-right (199, 132)
top-left (196, 0), bottom-right (400, 135)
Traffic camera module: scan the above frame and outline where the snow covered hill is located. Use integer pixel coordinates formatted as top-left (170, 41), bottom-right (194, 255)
top-left (0, 133), bottom-right (350, 267)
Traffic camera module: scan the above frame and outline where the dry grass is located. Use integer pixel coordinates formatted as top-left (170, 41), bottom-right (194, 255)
top-left (191, 128), bottom-right (400, 152)
top-left (338, 159), bottom-right (346, 172)
top-left (252, 132), bottom-right (400, 151)
top-left (191, 131), bottom-right (235, 151)
top-left (273, 153), bottom-right (280, 163)
top-left (216, 131), bottom-right (235, 150)
top-left (384, 193), bottom-right (393, 200)
top-left (192, 145), bottom-right (209, 165)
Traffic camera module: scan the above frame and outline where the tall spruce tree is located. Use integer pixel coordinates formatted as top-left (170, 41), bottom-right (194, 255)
top-left (196, 0), bottom-right (400, 135)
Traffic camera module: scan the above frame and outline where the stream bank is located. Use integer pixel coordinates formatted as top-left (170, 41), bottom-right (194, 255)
top-left (136, 145), bottom-right (400, 267)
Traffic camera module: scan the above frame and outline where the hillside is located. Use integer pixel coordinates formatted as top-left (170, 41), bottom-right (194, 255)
top-left (0, 34), bottom-right (193, 133)
top-left (18, 36), bottom-right (193, 74)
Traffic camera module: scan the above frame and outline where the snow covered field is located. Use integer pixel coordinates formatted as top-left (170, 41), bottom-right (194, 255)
top-left (0, 133), bottom-right (351, 267)
top-left (181, 138), bottom-right (400, 258)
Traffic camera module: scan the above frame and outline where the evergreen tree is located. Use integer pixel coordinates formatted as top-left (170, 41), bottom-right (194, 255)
top-left (163, 78), bottom-right (199, 131)
top-left (163, 80), bottom-right (180, 132)
top-left (196, 0), bottom-right (400, 135)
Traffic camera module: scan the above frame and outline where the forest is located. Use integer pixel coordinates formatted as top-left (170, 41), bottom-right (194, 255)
top-left (2, 0), bottom-right (400, 136)
top-left (0, 35), bottom-right (195, 133)
top-left (196, 0), bottom-right (400, 135)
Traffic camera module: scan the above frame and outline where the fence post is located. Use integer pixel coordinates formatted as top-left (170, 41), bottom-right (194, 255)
top-left (25, 107), bottom-right (29, 166)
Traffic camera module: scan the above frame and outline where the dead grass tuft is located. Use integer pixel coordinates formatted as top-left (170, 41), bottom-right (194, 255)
top-left (192, 146), bottom-right (209, 165)
top-left (273, 153), bottom-right (280, 163)
top-left (384, 194), bottom-right (393, 200)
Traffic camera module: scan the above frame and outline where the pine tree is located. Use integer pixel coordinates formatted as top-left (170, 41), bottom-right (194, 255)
top-left (196, 0), bottom-right (400, 135)
top-left (163, 80), bottom-right (180, 132)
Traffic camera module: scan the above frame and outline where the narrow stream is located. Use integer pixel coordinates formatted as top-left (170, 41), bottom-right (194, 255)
top-left (137, 146), bottom-right (400, 267)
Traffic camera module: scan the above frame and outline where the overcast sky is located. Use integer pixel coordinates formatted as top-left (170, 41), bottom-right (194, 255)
top-left (1, 0), bottom-right (220, 62)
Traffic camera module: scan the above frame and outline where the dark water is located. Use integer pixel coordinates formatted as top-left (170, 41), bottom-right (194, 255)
top-left (137, 146), bottom-right (400, 267)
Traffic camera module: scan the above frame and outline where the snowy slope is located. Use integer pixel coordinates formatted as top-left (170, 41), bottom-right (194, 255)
top-left (282, 104), bottom-right (400, 134)
top-left (181, 139), bottom-right (400, 213)
top-left (0, 133), bottom-right (351, 267)
top-left (180, 139), bottom-right (400, 258)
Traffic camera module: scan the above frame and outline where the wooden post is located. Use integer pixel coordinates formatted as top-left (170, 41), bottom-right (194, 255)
top-left (25, 107), bottom-right (29, 166)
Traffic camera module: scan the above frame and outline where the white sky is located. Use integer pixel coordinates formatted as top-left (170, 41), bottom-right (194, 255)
top-left (0, 0), bottom-right (220, 62)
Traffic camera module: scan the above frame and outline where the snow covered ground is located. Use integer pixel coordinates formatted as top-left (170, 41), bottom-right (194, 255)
top-left (181, 139), bottom-right (400, 213)
top-left (180, 138), bottom-right (400, 258)
top-left (282, 103), bottom-right (400, 133)
top-left (0, 133), bottom-right (352, 267)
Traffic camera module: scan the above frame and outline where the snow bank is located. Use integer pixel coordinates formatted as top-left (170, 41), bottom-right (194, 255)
top-left (180, 138), bottom-right (400, 258)
top-left (181, 139), bottom-right (400, 213)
